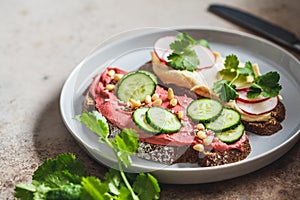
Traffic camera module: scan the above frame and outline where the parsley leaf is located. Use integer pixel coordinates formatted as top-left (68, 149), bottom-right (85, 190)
top-left (167, 32), bottom-right (209, 71)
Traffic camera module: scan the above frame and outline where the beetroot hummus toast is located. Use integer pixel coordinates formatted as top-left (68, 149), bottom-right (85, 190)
top-left (82, 33), bottom-right (285, 167)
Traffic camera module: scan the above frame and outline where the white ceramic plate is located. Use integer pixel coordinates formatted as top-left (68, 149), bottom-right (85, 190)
top-left (60, 27), bottom-right (300, 184)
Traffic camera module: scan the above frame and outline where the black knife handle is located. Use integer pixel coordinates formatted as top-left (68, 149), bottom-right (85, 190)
top-left (209, 4), bottom-right (300, 53)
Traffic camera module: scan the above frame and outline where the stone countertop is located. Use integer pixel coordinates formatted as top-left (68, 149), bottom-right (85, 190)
top-left (0, 0), bottom-right (299, 199)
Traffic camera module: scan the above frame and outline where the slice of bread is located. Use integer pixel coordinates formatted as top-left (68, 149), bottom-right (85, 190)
top-left (242, 101), bottom-right (286, 136)
top-left (82, 89), bottom-right (251, 167)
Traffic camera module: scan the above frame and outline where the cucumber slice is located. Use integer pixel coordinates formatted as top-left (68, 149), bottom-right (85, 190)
top-left (121, 70), bottom-right (158, 84)
top-left (215, 123), bottom-right (245, 143)
top-left (146, 107), bottom-right (181, 134)
top-left (116, 71), bottom-right (156, 102)
top-left (133, 107), bottom-right (160, 134)
top-left (187, 98), bottom-right (223, 122)
top-left (205, 108), bottom-right (241, 132)
top-left (139, 70), bottom-right (158, 84)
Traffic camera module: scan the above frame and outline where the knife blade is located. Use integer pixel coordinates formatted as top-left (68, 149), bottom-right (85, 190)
top-left (208, 4), bottom-right (300, 53)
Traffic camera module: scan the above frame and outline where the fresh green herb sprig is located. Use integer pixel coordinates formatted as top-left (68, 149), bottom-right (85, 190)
top-left (15, 111), bottom-right (160, 200)
top-left (167, 32), bottom-right (209, 71)
top-left (247, 71), bottom-right (282, 98)
top-left (213, 54), bottom-right (282, 102)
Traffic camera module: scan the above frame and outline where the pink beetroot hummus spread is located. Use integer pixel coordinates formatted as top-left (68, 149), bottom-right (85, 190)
top-left (88, 67), bottom-right (248, 152)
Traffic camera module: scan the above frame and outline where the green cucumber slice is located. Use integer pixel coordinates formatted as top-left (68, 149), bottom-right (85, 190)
top-left (138, 70), bottom-right (158, 84)
top-left (133, 107), bottom-right (160, 134)
top-left (116, 71), bottom-right (156, 102)
top-left (121, 70), bottom-right (158, 84)
top-left (146, 107), bottom-right (181, 134)
top-left (215, 123), bottom-right (245, 143)
top-left (187, 98), bottom-right (223, 122)
top-left (205, 108), bottom-right (241, 132)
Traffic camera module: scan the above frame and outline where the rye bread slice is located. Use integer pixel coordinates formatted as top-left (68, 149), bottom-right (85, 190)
top-left (82, 90), bottom-right (251, 167)
top-left (242, 101), bottom-right (286, 136)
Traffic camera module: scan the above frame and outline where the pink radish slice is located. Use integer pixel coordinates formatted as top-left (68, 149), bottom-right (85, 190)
top-left (194, 45), bottom-right (215, 69)
top-left (154, 36), bottom-right (175, 62)
top-left (237, 90), bottom-right (269, 103)
top-left (236, 97), bottom-right (278, 115)
top-left (236, 87), bottom-right (250, 92)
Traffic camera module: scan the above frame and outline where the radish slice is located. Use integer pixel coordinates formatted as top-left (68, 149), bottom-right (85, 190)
top-left (236, 97), bottom-right (278, 115)
top-left (236, 87), bottom-right (251, 92)
top-left (154, 36), bottom-right (175, 62)
top-left (194, 45), bottom-right (215, 69)
top-left (237, 90), bottom-right (269, 103)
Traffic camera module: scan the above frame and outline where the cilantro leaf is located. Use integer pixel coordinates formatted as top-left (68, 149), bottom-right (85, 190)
top-left (167, 44), bottom-right (199, 71)
top-left (133, 173), bottom-right (160, 200)
top-left (239, 61), bottom-right (255, 77)
top-left (76, 111), bottom-right (109, 140)
top-left (16, 111), bottom-right (161, 200)
top-left (224, 54), bottom-right (239, 70)
top-left (113, 129), bottom-right (139, 168)
top-left (173, 32), bottom-right (195, 44)
top-left (167, 32), bottom-right (209, 71)
top-left (45, 183), bottom-right (82, 200)
top-left (15, 154), bottom-right (85, 200)
top-left (104, 168), bottom-right (123, 196)
top-left (195, 39), bottom-right (209, 48)
top-left (81, 176), bottom-right (110, 200)
top-left (247, 83), bottom-right (262, 98)
top-left (251, 71), bottom-right (282, 98)
top-left (33, 154), bottom-right (85, 185)
top-left (14, 183), bottom-right (35, 200)
top-left (220, 55), bottom-right (254, 83)
top-left (213, 80), bottom-right (238, 102)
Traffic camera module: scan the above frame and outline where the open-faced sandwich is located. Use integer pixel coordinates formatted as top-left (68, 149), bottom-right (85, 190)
top-left (82, 33), bottom-right (285, 167)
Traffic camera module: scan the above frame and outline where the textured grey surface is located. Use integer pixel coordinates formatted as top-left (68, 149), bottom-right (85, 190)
top-left (0, 0), bottom-right (299, 199)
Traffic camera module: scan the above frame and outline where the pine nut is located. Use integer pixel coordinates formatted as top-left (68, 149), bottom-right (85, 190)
top-left (152, 98), bottom-right (162, 106)
top-left (129, 98), bottom-right (141, 107)
top-left (177, 111), bottom-right (184, 119)
top-left (196, 123), bottom-right (205, 131)
top-left (167, 88), bottom-right (174, 100)
top-left (107, 69), bottom-right (115, 77)
top-left (196, 130), bottom-right (207, 140)
top-left (193, 144), bottom-right (204, 152)
top-left (105, 84), bottom-right (115, 91)
top-left (151, 93), bottom-right (159, 101)
top-left (170, 98), bottom-right (178, 107)
top-left (145, 95), bottom-right (152, 104)
top-left (114, 73), bottom-right (123, 81)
